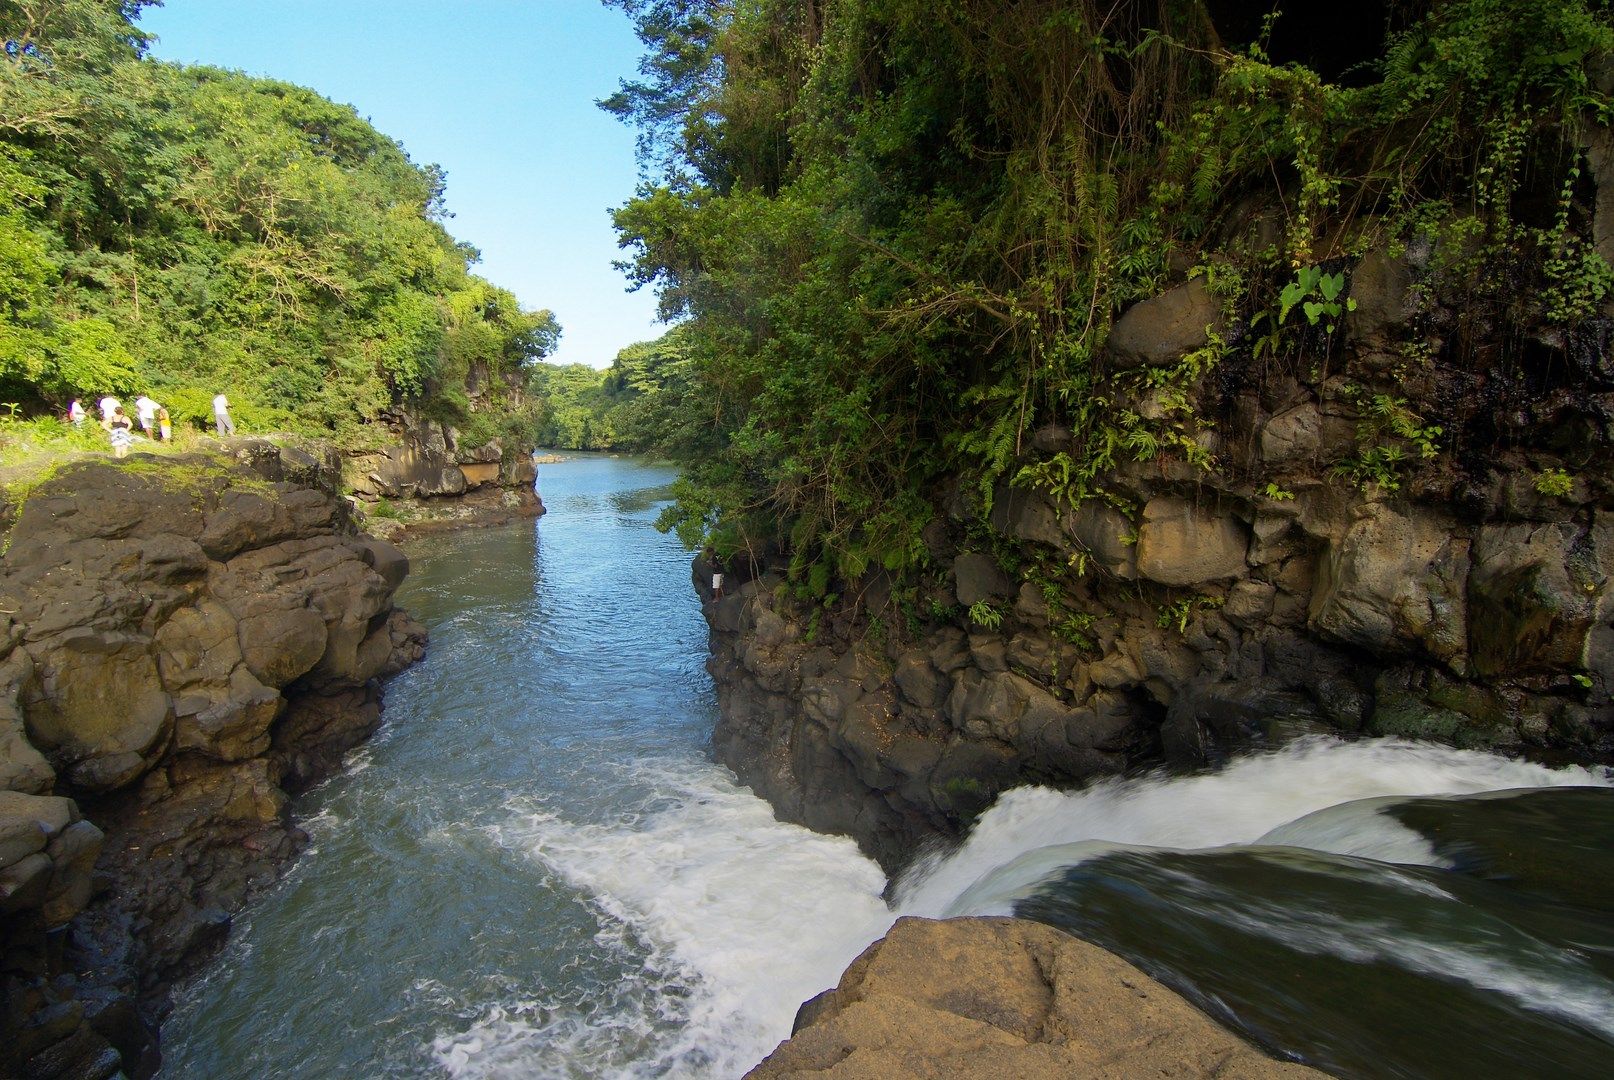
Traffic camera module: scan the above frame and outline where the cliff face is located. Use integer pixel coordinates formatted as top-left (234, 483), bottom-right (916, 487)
top-left (346, 409), bottom-right (544, 541)
top-left (749, 917), bottom-right (1321, 1079)
top-left (699, 247), bottom-right (1614, 874)
top-left (0, 448), bottom-right (425, 1079)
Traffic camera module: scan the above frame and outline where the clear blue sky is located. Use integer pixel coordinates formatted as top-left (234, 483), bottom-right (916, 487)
top-left (138, 0), bottom-right (664, 370)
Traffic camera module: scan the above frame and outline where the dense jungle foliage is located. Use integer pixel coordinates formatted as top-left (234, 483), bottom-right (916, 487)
top-left (605, 0), bottom-right (1614, 593)
top-left (0, 0), bottom-right (559, 442)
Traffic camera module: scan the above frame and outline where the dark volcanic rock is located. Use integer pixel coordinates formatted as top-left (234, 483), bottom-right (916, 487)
top-left (699, 256), bottom-right (1614, 877)
top-left (0, 451), bottom-right (427, 1080)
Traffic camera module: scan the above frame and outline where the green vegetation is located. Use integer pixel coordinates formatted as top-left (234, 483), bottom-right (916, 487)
top-left (966, 600), bottom-right (1003, 630)
top-left (522, 327), bottom-right (705, 452)
top-left (1535, 468), bottom-right (1575, 498)
top-left (0, 1), bottom-right (558, 444)
top-left (605, 0), bottom-right (1612, 593)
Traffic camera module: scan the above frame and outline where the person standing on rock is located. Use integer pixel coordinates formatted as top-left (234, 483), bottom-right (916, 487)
top-left (106, 406), bottom-right (133, 458)
top-left (134, 393), bottom-right (160, 439)
top-left (212, 392), bottom-right (235, 436)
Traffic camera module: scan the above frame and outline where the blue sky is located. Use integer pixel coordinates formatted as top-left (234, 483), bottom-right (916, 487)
top-left (139, 0), bottom-right (664, 369)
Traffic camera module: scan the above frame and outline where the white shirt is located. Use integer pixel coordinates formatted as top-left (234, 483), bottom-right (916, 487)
top-left (134, 396), bottom-right (158, 422)
top-left (68, 401), bottom-right (85, 422)
top-left (99, 396), bottom-right (120, 421)
top-left (213, 394), bottom-right (229, 413)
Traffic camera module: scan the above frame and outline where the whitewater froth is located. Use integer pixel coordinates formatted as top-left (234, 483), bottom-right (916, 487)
top-left (434, 737), bottom-right (1608, 1078)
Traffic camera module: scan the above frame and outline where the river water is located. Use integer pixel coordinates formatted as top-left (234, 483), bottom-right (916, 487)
top-left (160, 456), bottom-right (1614, 1078)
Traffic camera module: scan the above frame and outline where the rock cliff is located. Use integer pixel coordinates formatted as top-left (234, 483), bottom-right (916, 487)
top-left (0, 447), bottom-right (425, 1079)
top-left (345, 410), bottom-right (544, 541)
top-left (698, 246), bottom-right (1614, 873)
top-left (749, 917), bottom-right (1321, 1079)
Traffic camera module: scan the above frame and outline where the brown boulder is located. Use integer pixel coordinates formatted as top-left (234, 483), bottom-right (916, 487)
top-left (23, 631), bottom-right (171, 792)
top-left (1135, 497), bottom-right (1248, 585)
top-left (1106, 278), bottom-right (1224, 371)
top-left (1310, 502), bottom-right (1469, 669)
top-left (749, 917), bottom-right (1321, 1079)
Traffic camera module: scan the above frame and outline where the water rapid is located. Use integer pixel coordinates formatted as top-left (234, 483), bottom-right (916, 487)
top-left (158, 457), bottom-right (1612, 1078)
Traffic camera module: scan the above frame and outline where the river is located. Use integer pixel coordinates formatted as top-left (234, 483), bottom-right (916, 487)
top-left (159, 456), bottom-right (1614, 1078)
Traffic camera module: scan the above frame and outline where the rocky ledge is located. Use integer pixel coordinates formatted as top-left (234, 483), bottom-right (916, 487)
top-left (344, 410), bottom-right (543, 542)
top-left (750, 917), bottom-right (1319, 1079)
top-left (0, 447), bottom-right (425, 1079)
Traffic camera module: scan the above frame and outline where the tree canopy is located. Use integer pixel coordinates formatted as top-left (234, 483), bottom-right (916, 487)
top-left (0, 0), bottom-right (559, 438)
top-left (607, 0), bottom-right (1614, 587)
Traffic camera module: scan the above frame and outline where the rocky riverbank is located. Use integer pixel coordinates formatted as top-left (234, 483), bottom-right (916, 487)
top-left (749, 917), bottom-right (1320, 1079)
top-left (0, 446), bottom-right (425, 1079)
top-left (697, 243), bottom-right (1614, 874)
top-left (344, 411), bottom-right (544, 544)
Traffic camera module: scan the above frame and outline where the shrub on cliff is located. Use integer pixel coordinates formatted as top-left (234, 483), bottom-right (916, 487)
top-left (607, 0), bottom-right (1614, 592)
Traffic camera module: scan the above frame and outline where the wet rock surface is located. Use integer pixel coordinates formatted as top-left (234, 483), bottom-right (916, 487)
top-left (0, 450), bottom-right (426, 1079)
top-left (748, 916), bottom-right (1320, 1079)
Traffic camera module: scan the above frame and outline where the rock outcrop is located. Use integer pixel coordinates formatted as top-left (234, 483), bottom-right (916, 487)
top-left (0, 449), bottom-right (425, 1079)
top-left (749, 917), bottom-right (1321, 1079)
top-left (700, 246), bottom-right (1614, 873)
top-left (344, 410), bottom-right (543, 540)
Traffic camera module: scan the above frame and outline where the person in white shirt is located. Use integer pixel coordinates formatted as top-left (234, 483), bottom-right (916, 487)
top-left (98, 395), bottom-right (121, 423)
top-left (68, 399), bottom-right (86, 426)
top-left (134, 394), bottom-right (160, 438)
top-left (212, 392), bottom-right (235, 436)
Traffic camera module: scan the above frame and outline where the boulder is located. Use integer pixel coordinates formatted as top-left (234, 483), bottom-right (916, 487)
top-left (1107, 278), bottom-right (1224, 371)
top-left (1065, 501), bottom-right (1138, 578)
top-left (1467, 521), bottom-right (1609, 678)
top-left (1260, 402), bottom-right (1323, 463)
top-left (23, 632), bottom-right (171, 792)
top-left (990, 486), bottom-right (1064, 547)
top-left (236, 608), bottom-right (329, 688)
top-left (749, 917), bottom-right (1321, 1079)
top-left (460, 462), bottom-right (500, 488)
top-left (953, 553), bottom-right (1012, 608)
top-left (893, 652), bottom-right (949, 710)
top-left (356, 537), bottom-right (410, 593)
top-left (1347, 250), bottom-right (1417, 346)
top-left (1309, 503), bottom-right (1469, 668)
top-left (1135, 497), bottom-right (1248, 585)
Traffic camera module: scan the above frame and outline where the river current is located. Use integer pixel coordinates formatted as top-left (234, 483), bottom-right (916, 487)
top-left (160, 456), bottom-right (1614, 1078)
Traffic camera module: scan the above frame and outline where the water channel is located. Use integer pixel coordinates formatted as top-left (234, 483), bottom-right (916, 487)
top-left (160, 456), bottom-right (1614, 1078)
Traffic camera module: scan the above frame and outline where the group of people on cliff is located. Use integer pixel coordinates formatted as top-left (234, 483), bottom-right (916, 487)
top-left (69, 392), bottom-right (236, 457)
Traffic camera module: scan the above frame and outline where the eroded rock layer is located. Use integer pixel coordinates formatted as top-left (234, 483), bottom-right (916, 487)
top-left (0, 449), bottom-right (425, 1079)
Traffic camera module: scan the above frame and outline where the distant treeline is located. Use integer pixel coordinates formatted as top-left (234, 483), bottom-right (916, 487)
top-left (0, 0), bottom-right (558, 444)
top-left (529, 327), bottom-right (707, 455)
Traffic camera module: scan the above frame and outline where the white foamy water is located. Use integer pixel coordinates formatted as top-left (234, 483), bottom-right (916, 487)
top-left (892, 737), bottom-right (1610, 916)
top-left (433, 759), bottom-right (892, 1079)
top-left (431, 736), bottom-right (1610, 1078)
